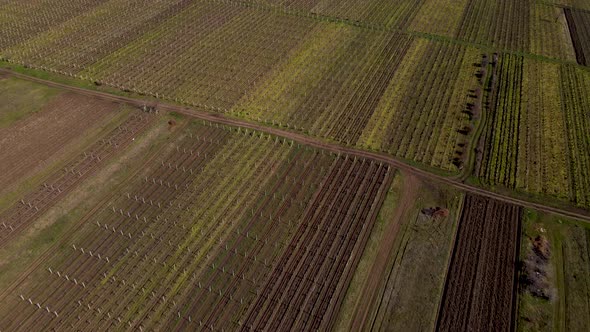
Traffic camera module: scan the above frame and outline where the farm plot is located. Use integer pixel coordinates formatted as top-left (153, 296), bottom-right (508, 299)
top-left (477, 55), bottom-right (590, 208)
top-left (241, 34), bottom-right (480, 172)
top-left (0, 79), bottom-right (122, 197)
top-left (437, 194), bottom-right (521, 332)
top-left (307, 0), bottom-right (425, 29)
top-left (2, 0), bottom-right (196, 74)
top-left (0, 109), bottom-right (155, 248)
top-left (350, 176), bottom-right (463, 332)
top-left (237, 25), bottom-right (415, 146)
top-left (0, 119), bottom-right (392, 331)
top-left (516, 210), bottom-right (590, 331)
top-left (564, 8), bottom-right (590, 66)
top-left (229, 0), bottom-right (426, 29)
top-left (477, 54), bottom-right (526, 192)
top-left (408, 0), bottom-right (470, 38)
top-left (549, 0), bottom-right (590, 11)
top-left (82, 2), bottom-right (315, 112)
top-left (454, 0), bottom-right (531, 52)
top-left (530, 3), bottom-right (577, 61)
top-left (0, 0), bottom-right (109, 50)
top-left (0, 76), bottom-right (59, 128)
top-left (410, 1), bottom-right (577, 62)
top-left (359, 40), bottom-right (480, 171)
top-left (553, 221), bottom-right (590, 331)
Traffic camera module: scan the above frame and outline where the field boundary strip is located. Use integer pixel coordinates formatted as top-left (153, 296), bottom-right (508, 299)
top-left (1, 68), bottom-right (589, 223)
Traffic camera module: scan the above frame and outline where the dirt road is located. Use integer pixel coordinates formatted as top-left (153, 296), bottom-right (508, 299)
top-left (2, 68), bottom-right (589, 222)
top-left (349, 173), bottom-right (420, 330)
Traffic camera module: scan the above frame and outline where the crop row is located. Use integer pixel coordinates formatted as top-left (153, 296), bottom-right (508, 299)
top-left (477, 55), bottom-right (590, 208)
top-left (0, 120), bottom-right (392, 331)
top-left (456, 0), bottom-right (530, 52)
top-left (0, 109), bottom-right (154, 248)
top-left (437, 194), bottom-right (521, 332)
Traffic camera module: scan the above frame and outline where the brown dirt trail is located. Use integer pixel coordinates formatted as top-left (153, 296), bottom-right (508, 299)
top-left (349, 173), bottom-right (420, 330)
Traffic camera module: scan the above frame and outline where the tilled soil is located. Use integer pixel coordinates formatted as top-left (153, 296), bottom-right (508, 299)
top-left (564, 8), bottom-right (589, 66)
top-left (436, 194), bottom-right (521, 332)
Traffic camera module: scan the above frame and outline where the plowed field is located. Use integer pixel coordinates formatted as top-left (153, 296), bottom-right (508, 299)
top-left (437, 194), bottom-right (522, 332)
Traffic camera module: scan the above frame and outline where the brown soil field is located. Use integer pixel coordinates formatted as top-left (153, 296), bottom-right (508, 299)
top-left (0, 120), bottom-right (392, 331)
top-left (0, 109), bottom-right (154, 248)
top-left (0, 92), bottom-right (119, 195)
top-left (437, 194), bottom-right (522, 332)
top-left (240, 159), bottom-right (393, 331)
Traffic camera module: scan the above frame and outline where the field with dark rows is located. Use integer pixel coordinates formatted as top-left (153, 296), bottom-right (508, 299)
top-left (437, 194), bottom-right (521, 332)
top-left (1, 0), bottom-right (590, 331)
top-left (0, 119), bottom-right (392, 330)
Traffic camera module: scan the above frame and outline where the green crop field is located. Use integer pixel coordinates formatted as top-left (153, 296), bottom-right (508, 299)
top-left (477, 56), bottom-right (590, 207)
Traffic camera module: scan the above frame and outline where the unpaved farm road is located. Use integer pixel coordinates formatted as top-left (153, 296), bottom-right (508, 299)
top-left (350, 173), bottom-right (420, 331)
top-left (2, 68), bottom-right (590, 222)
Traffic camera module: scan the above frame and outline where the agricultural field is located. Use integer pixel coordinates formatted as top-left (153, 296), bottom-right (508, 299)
top-left (437, 194), bottom-right (522, 332)
top-left (0, 76), bottom-right (155, 248)
top-left (476, 55), bottom-right (590, 208)
top-left (530, 3), bottom-right (577, 61)
top-left (335, 174), bottom-right (463, 331)
top-left (0, 117), bottom-right (393, 330)
top-left (1, 0), bottom-right (590, 331)
top-left (552, 0), bottom-right (590, 12)
top-left (454, 0), bottom-right (531, 52)
top-left (0, 77), bottom-right (108, 195)
top-left (516, 210), bottom-right (590, 332)
top-left (368, 189), bottom-right (461, 331)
